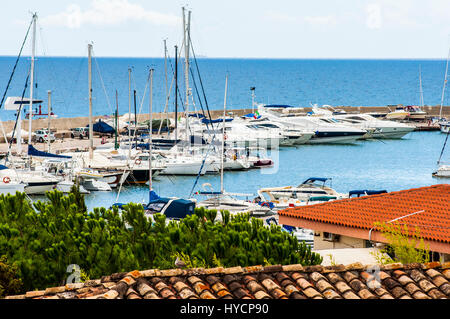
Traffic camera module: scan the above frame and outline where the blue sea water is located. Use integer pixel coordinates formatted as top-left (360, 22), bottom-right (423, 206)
top-left (82, 131), bottom-right (448, 211)
top-left (0, 57), bottom-right (449, 210)
top-left (1, 57), bottom-right (450, 121)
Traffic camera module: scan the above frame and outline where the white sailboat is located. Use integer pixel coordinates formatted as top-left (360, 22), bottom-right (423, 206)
top-left (195, 76), bottom-right (273, 217)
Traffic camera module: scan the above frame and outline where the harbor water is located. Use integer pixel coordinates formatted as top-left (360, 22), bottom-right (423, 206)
top-left (1, 57), bottom-right (449, 210)
top-left (79, 131), bottom-right (448, 211)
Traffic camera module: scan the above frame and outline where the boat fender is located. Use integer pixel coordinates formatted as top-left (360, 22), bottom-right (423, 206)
top-left (3, 176), bottom-right (11, 184)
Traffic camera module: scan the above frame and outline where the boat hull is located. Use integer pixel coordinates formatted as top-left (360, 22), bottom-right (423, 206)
top-left (24, 181), bottom-right (58, 195)
top-left (0, 183), bottom-right (25, 195)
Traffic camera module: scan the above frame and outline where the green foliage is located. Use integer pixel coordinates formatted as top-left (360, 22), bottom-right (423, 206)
top-left (0, 255), bottom-right (23, 298)
top-left (371, 221), bottom-right (430, 265)
top-left (0, 190), bottom-right (322, 293)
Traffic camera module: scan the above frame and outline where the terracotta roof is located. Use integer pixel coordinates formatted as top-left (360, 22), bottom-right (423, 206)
top-left (279, 184), bottom-right (450, 244)
top-left (4, 262), bottom-right (450, 300)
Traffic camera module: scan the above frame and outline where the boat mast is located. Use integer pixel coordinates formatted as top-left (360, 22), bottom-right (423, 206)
top-left (128, 68), bottom-right (132, 159)
top-left (149, 68), bottom-right (154, 198)
top-left (88, 43), bottom-right (94, 160)
top-left (183, 7), bottom-right (191, 143)
top-left (440, 46), bottom-right (450, 119)
top-left (47, 90), bottom-right (51, 152)
top-left (115, 90), bottom-right (119, 150)
top-left (419, 65), bottom-right (424, 107)
top-left (221, 75), bottom-right (228, 195)
top-left (28, 13), bottom-right (37, 149)
top-left (174, 45), bottom-right (178, 142)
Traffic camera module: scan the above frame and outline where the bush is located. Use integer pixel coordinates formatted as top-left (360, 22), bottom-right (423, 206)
top-left (0, 255), bottom-right (22, 298)
top-left (0, 188), bottom-right (322, 293)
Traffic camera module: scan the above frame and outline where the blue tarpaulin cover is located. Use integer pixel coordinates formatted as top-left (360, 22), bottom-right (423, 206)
top-left (87, 120), bottom-right (115, 134)
top-left (28, 145), bottom-right (72, 159)
top-left (145, 197), bottom-right (195, 219)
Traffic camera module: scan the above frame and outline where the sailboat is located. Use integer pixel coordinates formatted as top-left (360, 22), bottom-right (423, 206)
top-left (194, 75), bottom-right (273, 217)
top-left (433, 121), bottom-right (450, 177)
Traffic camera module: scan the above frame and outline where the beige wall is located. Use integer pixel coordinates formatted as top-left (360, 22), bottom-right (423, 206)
top-left (313, 231), bottom-right (367, 250)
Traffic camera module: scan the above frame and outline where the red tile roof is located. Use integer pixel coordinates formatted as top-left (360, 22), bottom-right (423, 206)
top-left (279, 184), bottom-right (450, 244)
top-left (5, 262), bottom-right (450, 299)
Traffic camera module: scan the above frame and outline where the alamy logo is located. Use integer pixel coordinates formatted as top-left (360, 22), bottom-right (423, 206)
top-left (366, 265), bottom-right (381, 289)
top-left (66, 264), bottom-right (81, 284)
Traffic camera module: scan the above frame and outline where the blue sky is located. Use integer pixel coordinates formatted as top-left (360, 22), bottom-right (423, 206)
top-left (2, 0), bottom-right (450, 58)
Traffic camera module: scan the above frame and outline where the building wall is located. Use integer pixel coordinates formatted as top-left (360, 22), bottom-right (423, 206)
top-left (313, 231), bottom-right (368, 250)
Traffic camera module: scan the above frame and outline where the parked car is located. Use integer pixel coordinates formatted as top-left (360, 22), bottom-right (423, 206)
top-left (70, 127), bottom-right (89, 139)
top-left (34, 129), bottom-right (56, 143)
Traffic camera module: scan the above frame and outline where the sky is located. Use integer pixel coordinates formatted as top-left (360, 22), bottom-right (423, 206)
top-left (1, 0), bottom-right (450, 59)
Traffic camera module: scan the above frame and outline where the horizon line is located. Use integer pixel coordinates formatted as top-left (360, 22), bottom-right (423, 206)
top-left (0, 55), bottom-right (448, 60)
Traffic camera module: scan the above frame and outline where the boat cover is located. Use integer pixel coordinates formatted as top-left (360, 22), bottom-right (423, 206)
top-left (201, 118), bottom-right (233, 124)
top-left (349, 190), bottom-right (387, 197)
top-left (264, 104), bottom-right (294, 108)
top-left (87, 120), bottom-right (115, 134)
top-left (28, 145), bottom-right (72, 159)
top-left (145, 197), bottom-right (196, 219)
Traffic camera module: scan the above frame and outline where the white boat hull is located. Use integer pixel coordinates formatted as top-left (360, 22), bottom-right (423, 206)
top-left (24, 182), bottom-right (58, 195)
top-left (433, 165), bottom-right (450, 177)
top-left (0, 183), bottom-right (25, 196)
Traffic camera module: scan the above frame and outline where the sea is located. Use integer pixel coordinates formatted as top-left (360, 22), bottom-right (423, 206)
top-left (0, 57), bottom-right (449, 210)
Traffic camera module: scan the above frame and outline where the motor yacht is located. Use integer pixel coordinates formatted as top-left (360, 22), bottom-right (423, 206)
top-left (330, 113), bottom-right (415, 139)
top-left (258, 105), bottom-right (367, 144)
top-left (257, 177), bottom-right (346, 204)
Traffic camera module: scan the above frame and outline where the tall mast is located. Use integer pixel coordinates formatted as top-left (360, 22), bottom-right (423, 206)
top-left (440, 46), bottom-right (450, 119)
top-left (183, 7), bottom-right (191, 142)
top-left (419, 65), bottom-right (424, 107)
top-left (115, 90), bottom-right (119, 150)
top-left (88, 43), bottom-right (93, 160)
top-left (221, 75), bottom-right (228, 194)
top-left (128, 68), bottom-right (132, 158)
top-left (164, 39), bottom-right (169, 136)
top-left (174, 45), bottom-right (178, 142)
top-left (28, 13), bottom-right (37, 147)
top-left (149, 68), bottom-right (154, 199)
top-left (47, 90), bottom-right (51, 152)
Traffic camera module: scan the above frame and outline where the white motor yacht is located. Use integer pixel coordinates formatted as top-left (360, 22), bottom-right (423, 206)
top-left (257, 177), bottom-right (346, 204)
top-left (195, 192), bottom-right (274, 217)
top-left (258, 105), bottom-right (367, 144)
top-left (331, 113), bottom-right (415, 139)
top-left (82, 179), bottom-right (112, 191)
